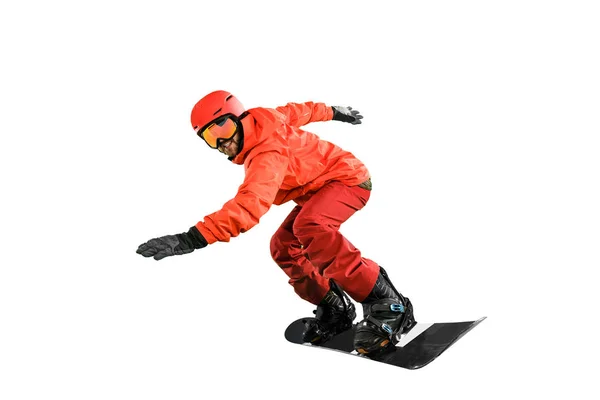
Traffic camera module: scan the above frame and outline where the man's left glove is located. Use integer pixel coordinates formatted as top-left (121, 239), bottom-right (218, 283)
top-left (136, 226), bottom-right (208, 261)
top-left (332, 106), bottom-right (363, 125)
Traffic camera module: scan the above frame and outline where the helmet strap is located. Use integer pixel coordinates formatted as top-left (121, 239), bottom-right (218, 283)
top-left (227, 111), bottom-right (248, 161)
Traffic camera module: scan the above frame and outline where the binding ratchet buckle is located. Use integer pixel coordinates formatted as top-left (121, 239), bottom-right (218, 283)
top-left (390, 304), bottom-right (405, 313)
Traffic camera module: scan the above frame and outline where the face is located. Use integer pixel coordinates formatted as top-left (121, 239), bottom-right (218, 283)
top-left (217, 131), bottom-right (241, 158)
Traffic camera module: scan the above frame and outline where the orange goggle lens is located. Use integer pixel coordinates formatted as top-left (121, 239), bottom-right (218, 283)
top-left (198, 116), bottom-right (238, 148)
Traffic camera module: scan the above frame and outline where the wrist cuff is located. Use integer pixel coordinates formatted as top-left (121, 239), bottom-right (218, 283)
top-left (187, 226), bottom-right (208, 249)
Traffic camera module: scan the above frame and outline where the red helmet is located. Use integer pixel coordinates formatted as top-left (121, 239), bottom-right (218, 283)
top-left (190, 90), bottom-right (245, 133)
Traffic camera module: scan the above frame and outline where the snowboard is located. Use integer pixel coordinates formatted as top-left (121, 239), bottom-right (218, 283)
top-left (284, 316), bottom-right (486, 369)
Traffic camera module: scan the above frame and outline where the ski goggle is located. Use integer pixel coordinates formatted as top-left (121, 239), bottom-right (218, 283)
top-left (195, 115), bottom-right (238, 149)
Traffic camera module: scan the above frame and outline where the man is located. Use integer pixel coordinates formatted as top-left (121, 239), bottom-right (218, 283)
top-left (136, 90), bottom-right (415, 357)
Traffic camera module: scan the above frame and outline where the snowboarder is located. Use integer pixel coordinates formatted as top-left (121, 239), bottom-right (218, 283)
top-left (136, 90), bottom-right (415, 357)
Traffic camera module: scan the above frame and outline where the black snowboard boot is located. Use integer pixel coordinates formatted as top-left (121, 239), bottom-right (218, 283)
top-left (302, 281), bottom-right (356, 344)
top-left (353, 266), bottom-right (416, 357)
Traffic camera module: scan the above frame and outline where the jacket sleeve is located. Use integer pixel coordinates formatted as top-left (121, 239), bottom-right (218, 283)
top-left (275, 102), bottom-right (334, 128)
top-left (194, 150), bottom-right (289, 244)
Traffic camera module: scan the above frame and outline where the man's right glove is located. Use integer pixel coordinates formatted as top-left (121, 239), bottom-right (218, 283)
top-left (136, 226), bottom-right (208, 261)
top-left (332, 106), bottom-right (363, 125)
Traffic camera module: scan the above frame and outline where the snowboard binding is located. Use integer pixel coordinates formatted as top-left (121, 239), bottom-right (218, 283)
top-left (302, 281), bottom-right (356, 345)
top-left (354, 267), bottom-right (416, 357)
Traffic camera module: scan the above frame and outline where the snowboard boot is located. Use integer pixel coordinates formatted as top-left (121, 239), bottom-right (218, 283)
top-left (354, 266), bottom-right (416, 357)
top-left (302, 281), bottom-right (357, 345)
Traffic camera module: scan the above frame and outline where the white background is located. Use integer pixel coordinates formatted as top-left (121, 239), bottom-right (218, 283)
top-left (1, 1), bottom-right (599, 399)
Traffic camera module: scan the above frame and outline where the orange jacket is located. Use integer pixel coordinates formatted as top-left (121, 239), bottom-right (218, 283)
top-left (195, 102), bottom-right (370, 244)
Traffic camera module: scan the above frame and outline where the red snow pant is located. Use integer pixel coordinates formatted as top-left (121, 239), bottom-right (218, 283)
top-left (270, 181), bottom-right (380, 305)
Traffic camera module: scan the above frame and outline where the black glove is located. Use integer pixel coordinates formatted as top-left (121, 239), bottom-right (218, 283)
top-left (136, 226), bottom-right (208, 261)
top-left (332, 106), bottom-right (363, 125)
